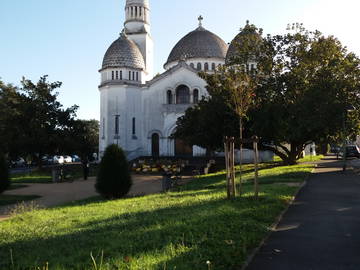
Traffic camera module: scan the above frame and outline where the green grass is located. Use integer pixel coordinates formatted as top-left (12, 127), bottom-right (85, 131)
top-left (11, 171), bottom-right (52, 184)
top-left (11, 165), bottom-right (98, 184)
top-left (298, 154), bottom-right (324, 163)
top-left (0, 163), bottom-right (314, 270)
top-left (0, 195), bottom-right (41, 207)
top-left (273, 154), bottom-right (324, 164)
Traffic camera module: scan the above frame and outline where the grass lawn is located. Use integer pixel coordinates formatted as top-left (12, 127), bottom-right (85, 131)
top-left (11, 172), bottom-right (52, 184)
top-left (0, 195), bottom-right (41, 207)
top-left (273, 154), bottom-right (324, 164)
top-left (0, 163), bottom-right (314, 270)
top-left (11, 165), bottom-right (98, 184)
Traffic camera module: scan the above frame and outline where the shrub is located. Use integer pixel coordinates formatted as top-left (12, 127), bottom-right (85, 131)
top-left (0, 153), bottom-right (10, 194)
top-left (95, 144), bottom-right (132, 198)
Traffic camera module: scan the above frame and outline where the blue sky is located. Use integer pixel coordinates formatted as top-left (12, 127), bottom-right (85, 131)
top-left (1, 0), bottom-right (359, 120)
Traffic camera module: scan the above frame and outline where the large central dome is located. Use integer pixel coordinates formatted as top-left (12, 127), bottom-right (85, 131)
top-left (165, 25), bottom-right (228, 68)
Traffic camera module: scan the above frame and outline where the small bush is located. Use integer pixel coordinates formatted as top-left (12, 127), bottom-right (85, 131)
top-left (95, 144), bottom-right (132, 198)
top-left (0, 153), bottom-right (10, 194)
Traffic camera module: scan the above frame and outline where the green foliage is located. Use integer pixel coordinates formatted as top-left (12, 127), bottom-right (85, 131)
top-left (250, 26), bottom-right (360, 164)
top-left (62, 119), bottom-right (99, 160)
top-left (0, 163), bottom-right (313, 269)
top-left (174, 97), bottom-right (240, 151)
top-left (176, 23), bottom-right (360, 165)
top-left (0, 153), bottom-right (10, 193)
top-left (95, 144), bottom-right (132, 199)
top-left (0, 76), bottom-right (78, 165)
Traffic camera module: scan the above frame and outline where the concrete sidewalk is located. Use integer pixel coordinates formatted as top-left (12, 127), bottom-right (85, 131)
top-left (247, 157), bottom-right (360, 270)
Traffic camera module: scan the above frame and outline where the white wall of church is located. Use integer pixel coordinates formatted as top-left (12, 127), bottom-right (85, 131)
top-left (128, 33), bottom-right (154, 81)
top-left (99, 85), bottom-right (144, 159)
top-left (141, 66), bottom-right (208, 157)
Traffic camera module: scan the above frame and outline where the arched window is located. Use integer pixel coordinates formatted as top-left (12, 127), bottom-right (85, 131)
top-left (197, 63), bottom-right (202, 71)
top-left (129, 71), bottom-right (131, 80)
top-left (114, 115), bottom-right (120, 135)
top-left (190, 63), bottom-right (195, 69)
top-left (111, 71), bottom-right (114, 80)
top-left (193, 89), bottom-right (199, 104)
top-left (167, 90), bottom-right (173, 104)
top-left (204, 63), bottom-right (209, 71)
top-left (176, 85), bottom-right (190, 104)
top-left (151, 133), bottom-right (160, 157)
top-left (115, 71), bottom-right (119, 80)
top-left (136, 72), bottom-right (139, 81)
top-left (120, 70), bottom-right (123, 80)
top-left (102, 117), bottom-right (105, 139)
top-left (212, 63), bottom-right (216, 70)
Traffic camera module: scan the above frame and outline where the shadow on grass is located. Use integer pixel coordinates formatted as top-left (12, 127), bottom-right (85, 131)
top-left (0, 163), bottom-right (313, 269)
top-left (0, 185), bottom-right (295, 270)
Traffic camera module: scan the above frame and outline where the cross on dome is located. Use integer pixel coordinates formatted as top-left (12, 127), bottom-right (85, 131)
top-left (198, 15), bottom-right (204, 27)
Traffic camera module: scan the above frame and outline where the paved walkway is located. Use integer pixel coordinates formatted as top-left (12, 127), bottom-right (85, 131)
top-left (0, 174), bottom-right (163, 219)
top-left (247, 157), bottom-right (360, 270)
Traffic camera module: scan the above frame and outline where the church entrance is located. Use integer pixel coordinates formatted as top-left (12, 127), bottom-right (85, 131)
top-left (175, 139), bottom-right (193, 157)
top-left (151, 133), bottom-right (160, 157)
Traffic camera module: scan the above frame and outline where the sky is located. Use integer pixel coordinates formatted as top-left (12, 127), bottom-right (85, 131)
top-left (1, 0), bottom-right (359, 120)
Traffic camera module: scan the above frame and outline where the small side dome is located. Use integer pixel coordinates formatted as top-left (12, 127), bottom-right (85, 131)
top-left (102, 32), bottom-right (145, 70)
top-left (165, 23), bottom-right (228, 68)
top-left (126, 0), bottom-right (149, 7)
top-left (226, 21), bottom-right (263, 65)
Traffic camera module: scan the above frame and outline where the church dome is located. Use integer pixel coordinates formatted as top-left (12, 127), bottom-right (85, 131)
top-left (102, 33), bottom-right (145, 70)
top-left (226, 21), bottom-right (263, 65)
top-left (126, 0), bottom-right (149, 7)
top-left (165, 25), bottom-right (228, 67)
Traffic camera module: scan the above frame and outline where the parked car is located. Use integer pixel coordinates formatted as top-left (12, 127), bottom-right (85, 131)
top-left (339, 145), bottom-right (360, 159)
top-left (11, 158), bottom-right (26, 168)
top-left (63, 156), bottom-right (72, 163)
top-left (72, 155), bottom-right (81, 162)
top-left (41, 155), bottom-right (54, 165)
top-left (53, 155), bottom-right (65, 164)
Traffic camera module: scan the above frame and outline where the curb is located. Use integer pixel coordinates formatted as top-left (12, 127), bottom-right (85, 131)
top-left (241, 164), bottom-right (317, 270)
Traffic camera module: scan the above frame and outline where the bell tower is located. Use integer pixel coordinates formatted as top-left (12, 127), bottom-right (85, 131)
top-left (124, 0), bottom-right (154, 80)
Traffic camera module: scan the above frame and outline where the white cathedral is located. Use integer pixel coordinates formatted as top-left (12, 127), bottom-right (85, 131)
top-left (98, 0), bottom-right (244, 160)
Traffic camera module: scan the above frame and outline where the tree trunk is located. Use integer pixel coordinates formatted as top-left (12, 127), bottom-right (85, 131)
top-left (253, 140), bottom-right (259, 199)
top-left (238, 117), bottom-right (243, 196)
top-left (224, 140), bottom-right (231, 199)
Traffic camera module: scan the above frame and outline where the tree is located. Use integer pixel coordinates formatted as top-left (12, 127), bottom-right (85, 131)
top-left (0, 76), bottom-right (78, 166)
top-left (200, 66), bottom-right (257, 194)
top-left (174, 96), bottom-right (240, 153)
top-left (0, 152), bottom-right (10, 194)
top-left (62, 119), bottom-right (99, 160)
top-left (178, 24), bottom-right (360, 164)
top-left (250, 24), bottom-right (360, 164)
top-left (0, 81), bottom-right (25, 158)
top-left (95, 144), bottom-right (132, 199)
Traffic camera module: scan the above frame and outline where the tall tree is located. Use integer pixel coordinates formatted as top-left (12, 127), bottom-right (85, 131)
top-left (0, 76), bottom-right (78, 166)
top-left (250, 25), bottom-right (360, 164)
top-left (175, 24), bottom-right (360, 165)
top-left (62, 119), bottom-right (99, 160)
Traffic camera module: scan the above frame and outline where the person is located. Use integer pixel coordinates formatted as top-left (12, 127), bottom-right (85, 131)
top-left (82, 158), bottom-right (90, 180)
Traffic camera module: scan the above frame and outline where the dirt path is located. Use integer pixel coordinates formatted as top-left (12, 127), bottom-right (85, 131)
top-left (0, 175), bottom-right (163, 220)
